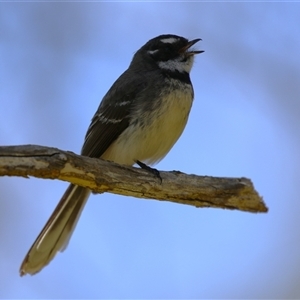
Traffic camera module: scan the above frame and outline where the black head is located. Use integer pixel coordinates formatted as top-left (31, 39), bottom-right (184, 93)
top-left (131, 34), bottom-right (204, 74)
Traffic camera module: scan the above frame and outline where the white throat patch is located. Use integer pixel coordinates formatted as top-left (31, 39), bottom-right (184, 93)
top-left (158, 55), bottom-right (194, 73)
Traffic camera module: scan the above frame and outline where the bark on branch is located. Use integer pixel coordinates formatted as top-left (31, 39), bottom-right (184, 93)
top-left (0, 145), bottom-right (267, 213)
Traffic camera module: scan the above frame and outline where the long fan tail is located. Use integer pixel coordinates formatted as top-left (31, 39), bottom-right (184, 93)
top-left (20, 184), bottom-right (91, 276)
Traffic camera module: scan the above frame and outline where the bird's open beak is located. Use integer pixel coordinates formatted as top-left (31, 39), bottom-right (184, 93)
top-left (180, 38), bottom-right (204, 55)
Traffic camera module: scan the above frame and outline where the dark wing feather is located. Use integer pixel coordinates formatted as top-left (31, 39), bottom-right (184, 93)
top-left (81, 106), bottom-right (130, 158)
top-left (81, 69), bottom-right (147, 158)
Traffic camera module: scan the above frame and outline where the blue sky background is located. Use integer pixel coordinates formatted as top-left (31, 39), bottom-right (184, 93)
top-left (1, 2), bottom-right (300, 298)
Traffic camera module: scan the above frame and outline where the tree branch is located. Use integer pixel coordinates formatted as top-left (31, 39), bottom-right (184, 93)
top-left (0, 145), bottom-right (267, 213)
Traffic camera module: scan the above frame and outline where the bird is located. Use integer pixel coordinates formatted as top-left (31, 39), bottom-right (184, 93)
top-left (20, 34), bottom-right (203, 275)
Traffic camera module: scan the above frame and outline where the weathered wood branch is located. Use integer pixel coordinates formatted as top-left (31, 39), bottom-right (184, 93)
top-left (0, 145), bottom-right (267, 213)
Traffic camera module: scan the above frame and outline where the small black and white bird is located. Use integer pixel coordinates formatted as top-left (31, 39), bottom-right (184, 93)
top-left (20, 34), bottom-right (203, 275)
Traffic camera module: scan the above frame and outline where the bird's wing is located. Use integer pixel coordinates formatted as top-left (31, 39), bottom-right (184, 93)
top-left (81, 71), bottom-right (147, 158)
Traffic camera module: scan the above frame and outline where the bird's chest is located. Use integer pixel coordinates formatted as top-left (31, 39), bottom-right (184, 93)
top-left (149, 83), bottom-right (193, 132)
top-left (133, 81), bottom-right (194, 164)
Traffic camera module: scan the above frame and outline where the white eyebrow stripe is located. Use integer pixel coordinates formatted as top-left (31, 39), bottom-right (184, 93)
top-left (160, 37), bottom-right (178, 44)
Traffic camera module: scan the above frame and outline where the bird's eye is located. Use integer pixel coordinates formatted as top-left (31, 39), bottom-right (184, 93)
top-left (164, 44), bottom-right (173, 53)
top-left (147, 43), bottom-right (175, 61)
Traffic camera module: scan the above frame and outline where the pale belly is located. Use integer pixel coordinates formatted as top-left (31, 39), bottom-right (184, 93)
top-left (101, 86), bottom-right (193, 166)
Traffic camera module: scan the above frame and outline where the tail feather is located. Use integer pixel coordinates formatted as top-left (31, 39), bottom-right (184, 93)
top-left (20, 184), bottom-right (91, 276)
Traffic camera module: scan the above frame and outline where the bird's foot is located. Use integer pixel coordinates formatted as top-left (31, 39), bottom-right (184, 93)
top-left (136, 160), bottom-right (162, 183)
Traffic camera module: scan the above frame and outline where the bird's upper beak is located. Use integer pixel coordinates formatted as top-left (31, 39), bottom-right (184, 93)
top-left (180, 38), bottom-right (204, 56)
